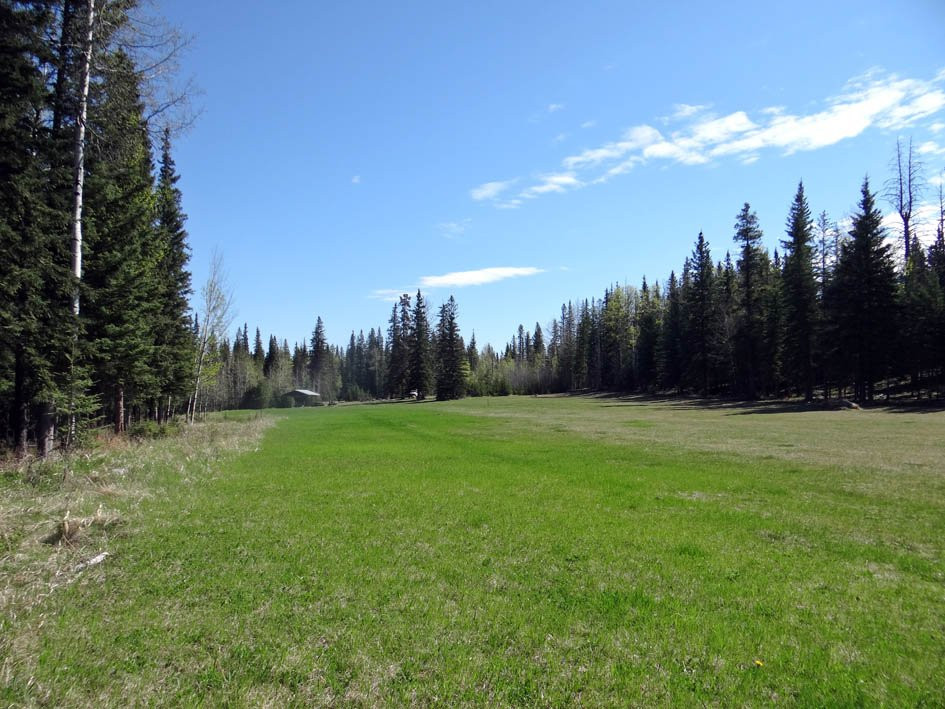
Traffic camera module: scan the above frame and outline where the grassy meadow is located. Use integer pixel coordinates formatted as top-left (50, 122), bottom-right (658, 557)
top-left (2, 396), bottom-right (944, 705)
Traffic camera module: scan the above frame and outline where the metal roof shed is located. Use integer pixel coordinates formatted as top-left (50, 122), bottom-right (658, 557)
top-left (286, 389), bottom-right (321, 406)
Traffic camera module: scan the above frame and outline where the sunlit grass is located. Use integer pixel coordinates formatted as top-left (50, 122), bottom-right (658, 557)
top-left (2, 397), bottom-right (943, 705)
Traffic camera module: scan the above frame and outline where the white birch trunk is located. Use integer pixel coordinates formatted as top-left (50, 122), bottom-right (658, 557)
top-left (66, 0), bottom-right (95, 446)
top-left (71, 0), bottom-right (95, 316)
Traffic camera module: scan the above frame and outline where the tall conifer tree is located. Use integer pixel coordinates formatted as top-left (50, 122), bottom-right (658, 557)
top-left (831, 178), bottom-right (899, 401)
top-left (408, 290), bottom-right (432, 398)
top-left (781, 182), bottom-right (818, 400)
top-left (435, 296), bottom-right (465, 400)
top-left (733, 203), bottom-right (766, 398)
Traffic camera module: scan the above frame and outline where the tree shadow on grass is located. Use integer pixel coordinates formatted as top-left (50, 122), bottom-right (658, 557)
top-left (586, 391), bottom-right (945, 415)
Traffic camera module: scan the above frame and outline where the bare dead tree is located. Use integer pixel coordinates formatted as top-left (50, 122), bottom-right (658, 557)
top-left (885, 136), bottom-right (924, 264)
top-left (118, 2), bottom-right (202, 137)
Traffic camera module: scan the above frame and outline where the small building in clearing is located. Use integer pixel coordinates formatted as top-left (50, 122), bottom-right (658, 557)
top-left (285, 389), bottom-right (321, 406)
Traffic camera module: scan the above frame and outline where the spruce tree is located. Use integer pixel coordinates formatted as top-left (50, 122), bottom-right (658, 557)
top-left (684, 233), bottom-right (716, 395)
top-left (636, 278), bottom-right (659, 391)
top-left (408, 290), bottom-right (432, 398)
top-left (658, 271), bottom-right (685, 392)
top-left (831, 178), bottom-right (899, 401)
top-left (761, 250), bottom-right (783, 396)
top-left (82, 51), bottom-right (160, 432)
top-left (781, 182), bottom-right (818, 400)
top-left (466, 332), bottom-right (480, 372)
top-left (0, 2), bottom-right (72, 453)
top-left (308, 316), bottom-right (327, 393)
top-left (435, 296), bottom-right (465, 400)
top-left (733, 203), bottom-right (766, 398)
top-left (152, 127), bottom-right (193, 420)
top-left (386, 296), bottom-right (411, 397)
top-left (900, 240), bottom-right (943, 395)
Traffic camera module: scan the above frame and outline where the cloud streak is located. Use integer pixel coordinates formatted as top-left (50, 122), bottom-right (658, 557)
top-left (470, 179), bottom-right (516, 201)
top-left (419, 266), bottom-right (544, 288)
top-left (472, 69), bottom-right (945, 207)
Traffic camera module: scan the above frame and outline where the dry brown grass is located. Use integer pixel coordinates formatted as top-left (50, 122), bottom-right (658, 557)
top-left (0, 415), bottom-right (274, 693)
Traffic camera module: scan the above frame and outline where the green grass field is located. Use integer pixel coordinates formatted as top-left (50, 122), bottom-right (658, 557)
top-left (3, 396), bottom-right (945, 705)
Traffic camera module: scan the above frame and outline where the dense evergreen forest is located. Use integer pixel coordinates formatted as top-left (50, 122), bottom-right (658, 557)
top-left (1, 0), bottom-right (193, 454)
top-left (201, 175), bottom-right (945, 412)
top-left (3, 2), bottom-right (945, 458)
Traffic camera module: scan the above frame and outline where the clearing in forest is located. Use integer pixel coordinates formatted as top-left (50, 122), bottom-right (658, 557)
top-left (2, 396), bottom-right (944, 705)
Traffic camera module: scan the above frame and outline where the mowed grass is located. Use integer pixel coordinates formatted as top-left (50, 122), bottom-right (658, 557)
top-left (3, 396), bottom-right (945, 705)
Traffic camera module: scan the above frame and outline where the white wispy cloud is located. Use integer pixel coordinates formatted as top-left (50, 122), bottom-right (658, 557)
top-left (553, 132), bottom-right (568, 143)
top-left (520, 172), bottom-right (582, 199)
top-left (581, 120), bottom-right (597, 129)
top-left (548, 103), bottom-right (565, 113)
top-left (917, 140), bottom-right (945, 156)
top-left (931, 122), bottom-right (945, 133)
top-left (477, 69), bottom-right (945, 206)
top-left (351, 175), bottom-right (361, 184)
top-left (470, 179), bottom-right (516, 201)
top-left (666, 103), bottom-right (709, 121)
top-left (368, 289), bottom-right (404, 302)
top-left (563, 125), bottom-right (663, 170)
top-left (419, 266), bottom-right (544, 288)
top-left (436, 219), bottom-right (471, 239)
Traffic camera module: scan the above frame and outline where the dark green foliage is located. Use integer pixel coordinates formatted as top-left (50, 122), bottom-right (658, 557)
top-left (900, 240), bottom-right (943, 394)
top-left (780, 183), bottom-right (818, 400)
top-left (0, 1), bottom-right (71, 452)
top-left (435, 296), bottom-right (466, 400)
top-left (0, 2), bottom-right (200, 449)
top-left (760, 250), bottom-right (783, 396)
top-left (308, 316), bottom-right (327, 393)
top-left (830, 179), bottom-right (899, 401)
top-left (636, 278), bottom-right (659, 390)
top-left (386, 295), bottom-right (411, 398)
top-left (684, 233), bottom-right (716, 395)
top-left (152, 128), bottom-right (193, 416)
top-left (82, 51), bottom-right (159, 432)
top-left (733, 204), bottom-right (765, 398)
top-left (408, 290), bottom-right (433, 398)
top-left (658, 272), bottom-right (685, 391)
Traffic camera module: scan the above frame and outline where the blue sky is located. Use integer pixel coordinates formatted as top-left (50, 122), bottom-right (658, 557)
top-left (158, 0), bottom-right (945, 351)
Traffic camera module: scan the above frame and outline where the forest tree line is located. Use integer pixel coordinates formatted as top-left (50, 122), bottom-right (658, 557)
top-left (1, 0), bottom-right (193, 454)
top-left (201, 172), bottom-right (945, 411)
top-left (3, 1), bottom-right (945, 456)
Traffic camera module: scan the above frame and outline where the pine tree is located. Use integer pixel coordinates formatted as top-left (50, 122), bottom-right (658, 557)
top-left (733, 203), bottom-right (766, 398)
top-left (308, 316), bottom-right (327, 393)
top-left (658, 271), bottom-right (685, 392)
top-left (0, 2), bottom-right (72, 453)
top-left (435, 296), bottom-right (465, 400)
top-left (900, 239), bottom-right (943, 395)
top-left (781, 182), bottom-right (818, 400)
top-left (636, 278), bottom-right (659, 390)
top-left (684, 233), bottom-right (716, 395)
top-left (252, 327), bottom-right (265, 370)
top-left (386, 296), bottom-right (411, 397)
top-left (760, 250), bottom-right (783, 396)
top-left (831, 178), bottom-right (899, 401)
top-left (83, 51), bottom-right (160, 432)
top-left (408, 290), bottom-right (432, 398)
top-left (601, 285), bottom-right (630, 389)
top-left (466, 332), bottom-right (480, 372)
top-left (150, 127), bottom-right (193, 420)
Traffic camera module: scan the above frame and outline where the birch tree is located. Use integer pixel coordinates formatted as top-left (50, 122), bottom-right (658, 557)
top-left (189, 250), bottom-right (234, 422)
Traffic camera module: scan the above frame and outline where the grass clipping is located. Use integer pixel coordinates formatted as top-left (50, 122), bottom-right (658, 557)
top-left (0, 416), bottom-right (273, 637)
